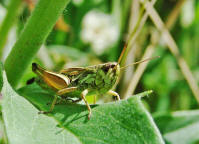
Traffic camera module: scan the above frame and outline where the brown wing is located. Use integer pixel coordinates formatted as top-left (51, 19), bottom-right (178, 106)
top-left (60, 67), bottom-right (86, 76)
top-left (60, 65), bottom-right (98, 77)
top-left (32, 63), bottom-right (70, 90)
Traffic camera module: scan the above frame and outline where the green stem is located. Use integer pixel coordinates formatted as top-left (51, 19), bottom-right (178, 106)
top-left (121, 0), bottom-right (132, 31)
top-left (120, 2), bottom-right (146, 66)
top-left (111, 0), bottom-right (122, 31)
top-left (0, 0), bottom-right (22, 58)
top-left (5, 0), bottom-right (70, 88)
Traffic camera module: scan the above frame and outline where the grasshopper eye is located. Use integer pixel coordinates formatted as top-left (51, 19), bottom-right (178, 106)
top-left (102, 63), bottom-right (117, 72)
top-left (108, 63), bottom-right (118, 70)
top-left (110, 63), bottom-right (117, 68)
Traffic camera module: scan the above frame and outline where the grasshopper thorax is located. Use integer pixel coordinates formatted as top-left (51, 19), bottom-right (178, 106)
top-left (77, 62), bottom-right (120, 94)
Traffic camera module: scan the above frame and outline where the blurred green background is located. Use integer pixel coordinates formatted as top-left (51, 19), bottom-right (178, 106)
top-left (0, 0), bottom-right (199, 116)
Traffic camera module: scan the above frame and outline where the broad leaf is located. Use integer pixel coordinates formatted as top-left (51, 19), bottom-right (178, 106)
top-left (2, 72), bottom-right (164, 144)
top-left (2, 73), bottom-right (81, 144)
top-left (154, 111), bottom-right (199, 144)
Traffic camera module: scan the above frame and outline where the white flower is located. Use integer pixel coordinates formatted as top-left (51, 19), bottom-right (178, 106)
top-left (180, 0), bottom-right (195, 27)
top-left (72, 0), bottom-right (84, 6)
top-left (81, 10), bottom-right (119, 55)
top-left (0, 5), bottom-right (6, 23)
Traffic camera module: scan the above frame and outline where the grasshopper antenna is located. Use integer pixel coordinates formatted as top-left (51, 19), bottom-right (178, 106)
top-left (117, 44), bottom-right (127, 64)
top-left (120, 56), bottom-right (160, 70)
top-left (113, 44), bottom-right (127, 71)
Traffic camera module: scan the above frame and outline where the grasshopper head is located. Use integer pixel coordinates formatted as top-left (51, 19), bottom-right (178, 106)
top-left (101, 62), bottom-right (120, 75)
top-left (94, 62), bottom-right (120, 93)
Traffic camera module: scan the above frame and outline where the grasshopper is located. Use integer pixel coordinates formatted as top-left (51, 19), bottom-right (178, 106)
top-left (32, 47), bottom-right (158, 119)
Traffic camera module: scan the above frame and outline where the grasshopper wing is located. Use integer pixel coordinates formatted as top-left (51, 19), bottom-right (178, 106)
top-left (60, 67), bottom-right (86, 76)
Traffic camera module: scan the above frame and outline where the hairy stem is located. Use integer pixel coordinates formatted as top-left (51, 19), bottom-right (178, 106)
top-left (0, 0), bottom-right (22, 58)
top-left (5, 0), bottom-right (70, 88)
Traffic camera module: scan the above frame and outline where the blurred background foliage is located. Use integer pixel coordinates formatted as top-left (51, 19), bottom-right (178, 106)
top-left (0, 0), bottom-right (199, 112)
top-left (0, 0), bottom-right (199, 142)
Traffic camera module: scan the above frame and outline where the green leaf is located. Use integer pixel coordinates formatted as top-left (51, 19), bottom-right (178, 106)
top-left (17, 84), bottom-right (164, 144)
top-left (1, 69), bottom-right (164, 143)
top-left (1, 73), bottom-right (82, 144)
top-left (154, 111), bottom-right (199, 144)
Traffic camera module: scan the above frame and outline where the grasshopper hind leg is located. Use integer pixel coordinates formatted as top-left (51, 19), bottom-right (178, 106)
top-left (39, 87), bottom-right (92, 120)
top-left (39, 87), bottom-right (77, 114)
top-left (62, 97), bottom-right (82, 103)
top-left (38, 94), bottom-right (59, 114)
top-left (46, 97), bottom-right (82, 106)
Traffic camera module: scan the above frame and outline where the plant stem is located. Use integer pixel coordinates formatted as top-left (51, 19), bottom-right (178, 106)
top-left (5, 0), bottom-right (70, 88)
top-left (111, 0), bottom-right (122, 31)
top-left (0, 0), bottom-right (22, 59)
top-left (140, 0), bottom-right (199, 103)
top-left (120, 4), bottom-right (145, 67)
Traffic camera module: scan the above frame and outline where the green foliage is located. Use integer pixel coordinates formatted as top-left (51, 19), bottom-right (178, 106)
top-left (0, 0), bottom-right (22, 57)
top-left (4, 0), bottom-right (70, 88)
top-left (2, 73), bottom-right (81, 144)
top-left (154, 111), bottom-right (199, 144)
top-left (0, 0), bottom-right (199, 143)
top-left (0, 72), bottom-right (164, 144)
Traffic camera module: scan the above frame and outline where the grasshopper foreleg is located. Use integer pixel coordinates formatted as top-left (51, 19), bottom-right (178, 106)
top-left (107, 90), bottom-right (120, 100)
top-left (81, 89), bottom-right (92, 120)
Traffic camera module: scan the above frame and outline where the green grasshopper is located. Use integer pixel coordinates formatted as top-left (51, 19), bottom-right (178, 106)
top-left (32, 47), bottom-right (158, 119)
top-left (32, 62), bottom-right (120, 120)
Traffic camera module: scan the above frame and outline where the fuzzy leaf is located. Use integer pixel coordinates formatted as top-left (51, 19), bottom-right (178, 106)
top-left (19, 84), bottom-right (164, 144)
top-left (2, 72), bottom-right (164, 144)
top-left (2, 73), bottom-right (81, 144)
top-left (154, 111), bottom-right (199, 144)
